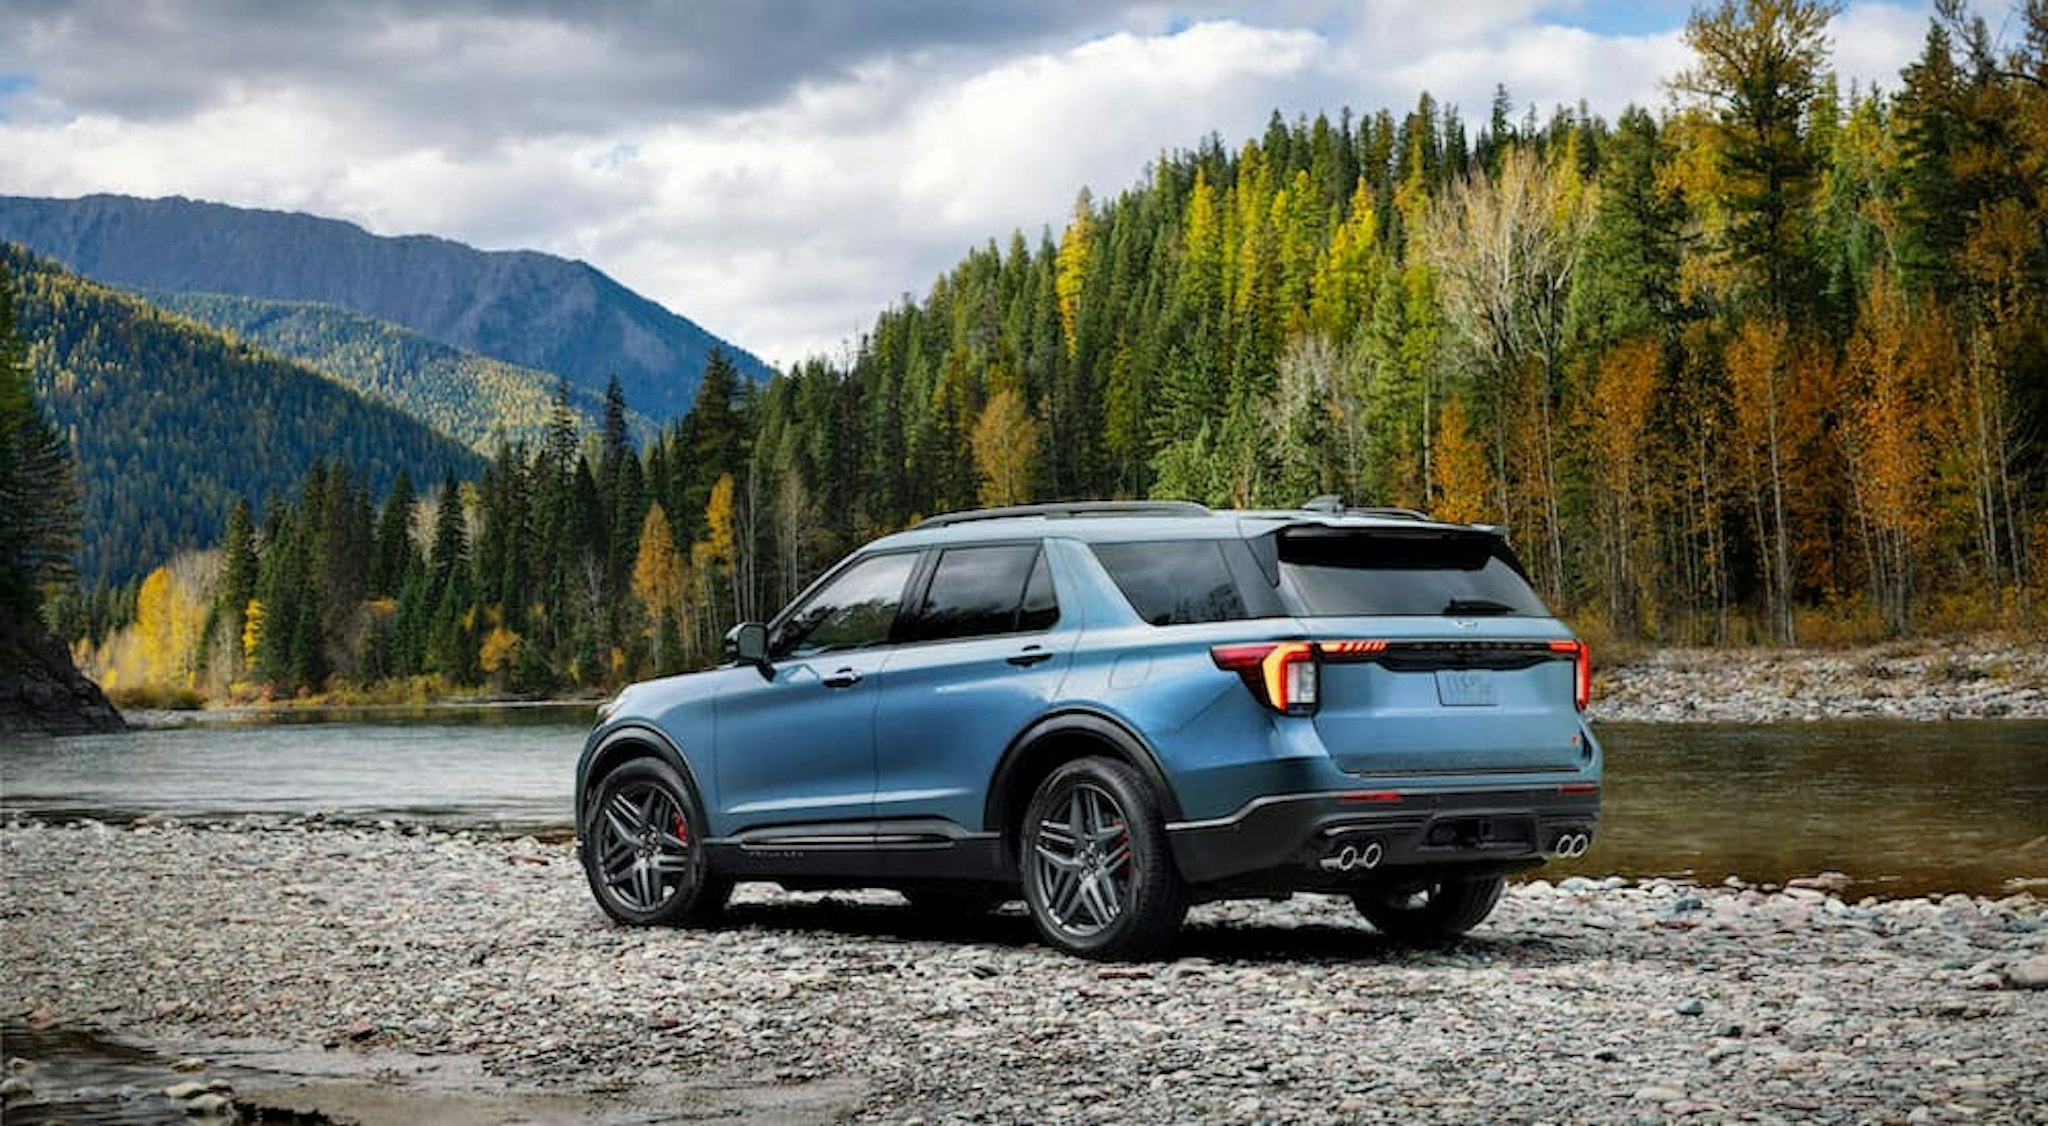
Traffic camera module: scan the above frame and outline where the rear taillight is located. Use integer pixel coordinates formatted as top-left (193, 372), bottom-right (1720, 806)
top-left (1549, 639), bottom-right (1591, 711)
top-left (1210, 641), bottom-right (1319, 716)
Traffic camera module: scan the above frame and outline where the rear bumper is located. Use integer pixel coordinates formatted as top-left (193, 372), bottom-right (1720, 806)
top-left (1165, 784), bottom-right (1600, 890)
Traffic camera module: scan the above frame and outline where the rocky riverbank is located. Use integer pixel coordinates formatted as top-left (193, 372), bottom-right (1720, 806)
top-left (3, 819), bottom-right (2044, 1123)
top-left (0, 613), bottom-right (122, 736)
top-left (1592, 636), bottom-right (2048, 724)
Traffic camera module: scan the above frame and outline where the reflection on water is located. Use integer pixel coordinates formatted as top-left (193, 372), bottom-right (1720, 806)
top-left (1, 709), bottom-right (2043, 897)
top-left (1554, 721), bottom-right (2048, 897)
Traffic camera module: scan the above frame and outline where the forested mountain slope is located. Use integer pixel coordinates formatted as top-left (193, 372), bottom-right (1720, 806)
top-left (143, 291), bottom-right (653, 452)
top-left (0, 194), bottom-right (772, 420)
top-left (6, 244), bottom-right (483, 583)
top-left (744, 5), bottom-right (2046, 646)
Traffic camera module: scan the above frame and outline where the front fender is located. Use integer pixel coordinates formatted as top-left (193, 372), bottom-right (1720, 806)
top-left (575, 721), bottom-right (708, 823)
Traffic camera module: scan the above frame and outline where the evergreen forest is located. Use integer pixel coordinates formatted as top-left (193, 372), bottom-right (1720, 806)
top-left (44, 0), bottom-right (2048, 704)
top-left (5, 245), bottom-right (483, 587)
top-left (142, 290), bottom-right (653, 454)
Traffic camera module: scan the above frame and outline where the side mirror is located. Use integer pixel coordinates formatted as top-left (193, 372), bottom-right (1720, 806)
top-left (725, 622), bottom-right (771, 677)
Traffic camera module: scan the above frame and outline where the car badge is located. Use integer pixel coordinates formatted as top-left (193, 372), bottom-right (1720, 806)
top-left (1453, 619), bottom-right (1479, 630)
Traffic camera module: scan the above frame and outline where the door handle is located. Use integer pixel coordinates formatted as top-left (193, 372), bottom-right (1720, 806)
top-left (822, 668), bottom-right (863, 688)
top-left (1007, 646), bottom-right (1054, 668)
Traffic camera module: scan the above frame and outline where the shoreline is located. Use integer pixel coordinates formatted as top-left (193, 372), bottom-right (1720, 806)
top-left (1591, 635), bottom-right (2048, 724)
top-left (111, 634), bottom-right (2048, 730)
top-left (4, 820), bottom-right (2044, 1122)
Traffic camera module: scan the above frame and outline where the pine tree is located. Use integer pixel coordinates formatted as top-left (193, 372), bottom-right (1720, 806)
top-left (370, 469), bottom-right (418, 599)
top-left (1676, 0), bottom-right (1840, 317)
top-left (0, 255), bottom-right (81, 618)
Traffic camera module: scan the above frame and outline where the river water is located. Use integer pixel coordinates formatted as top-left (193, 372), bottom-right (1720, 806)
top-left (2, 708), bottom-right (2043, 898)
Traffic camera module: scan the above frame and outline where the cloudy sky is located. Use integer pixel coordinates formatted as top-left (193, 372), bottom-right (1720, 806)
top-left (0, 1), bottom-right (2023, 369)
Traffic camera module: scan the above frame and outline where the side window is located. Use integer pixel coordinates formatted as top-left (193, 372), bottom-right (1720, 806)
top-left (773, 552), bottom-right (917, 658)
top-left (912, 544), bottom-right (1059, 642)
top-left (1018, 549), bottom-right (1058, 632)
top-left (1091, 539), bottom-right (1279, 625)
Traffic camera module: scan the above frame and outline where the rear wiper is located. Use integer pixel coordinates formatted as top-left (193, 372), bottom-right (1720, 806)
top-left (1442, 598), bottom-right (1516, 616)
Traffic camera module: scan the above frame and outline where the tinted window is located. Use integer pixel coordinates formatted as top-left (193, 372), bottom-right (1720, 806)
top-left (774, 552), bottom-right (917, 657)
top-left (1274, 529), bottom-right (1550, 617)
top-left (913, 544), bottom-right (1057, 642)
top-left (1092, 539), bottom-right (1280, 626)
top-left (1019, 549), bottom-right (1058, 632)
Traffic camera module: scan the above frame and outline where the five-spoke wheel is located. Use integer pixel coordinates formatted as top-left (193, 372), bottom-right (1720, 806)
top-left (581, 757), bottom-right (730, 926)
top-left (1021, 757), bottom-right (1184, 960)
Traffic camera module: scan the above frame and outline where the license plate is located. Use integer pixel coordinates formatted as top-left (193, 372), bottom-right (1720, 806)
top-left (1435, 668), bottom-right (1498, 707)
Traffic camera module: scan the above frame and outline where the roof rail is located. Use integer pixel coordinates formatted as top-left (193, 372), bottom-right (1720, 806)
top-left (915, 500), bottom-right (1212, 529)
top-left (1300, 495), bottom-right (1432, 521)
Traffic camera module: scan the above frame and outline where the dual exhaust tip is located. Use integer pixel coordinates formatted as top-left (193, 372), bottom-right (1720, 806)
top-left (1319, 840), bottom-right (1385, 872)
top-left (1320, 830), bottom-right (1590, 871)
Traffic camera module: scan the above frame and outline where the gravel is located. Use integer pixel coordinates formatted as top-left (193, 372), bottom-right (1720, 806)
top-left (5, 817), bottom-right (2045, 1122)
top-left (1592, 639), bottom-right (2048, 724)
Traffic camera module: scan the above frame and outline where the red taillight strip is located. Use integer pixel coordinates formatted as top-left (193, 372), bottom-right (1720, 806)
top-left (1321, 639), bottom-right (1388, 658)
top-left (1548, 639), bottom-right (1591, 711)
top-left (1341, 790), bottom-right (1403, 804)
top-left (1260, 642), bottom-right (1316, 713)
top-left (1559, 783), bottom-right (1600, 795)
top-left (1209, 641), bottom-right (1322, 714)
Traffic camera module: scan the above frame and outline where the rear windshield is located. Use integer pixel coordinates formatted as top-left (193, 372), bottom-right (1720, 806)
top-left (1271, 528), bottom-right (1550, 617)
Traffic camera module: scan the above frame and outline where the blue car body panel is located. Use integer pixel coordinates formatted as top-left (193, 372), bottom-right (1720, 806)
top-left (576, 506), bottom-right (1603, 897)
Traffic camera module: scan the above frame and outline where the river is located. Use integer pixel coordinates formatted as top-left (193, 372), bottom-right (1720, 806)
top-left (2, 709), bottom-right (2043, 898)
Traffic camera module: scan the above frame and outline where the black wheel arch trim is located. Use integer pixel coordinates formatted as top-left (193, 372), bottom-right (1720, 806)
top-left (984, 708), bottom-right (1184, 835)
top-left (578, 722), bottom-right (708, 819)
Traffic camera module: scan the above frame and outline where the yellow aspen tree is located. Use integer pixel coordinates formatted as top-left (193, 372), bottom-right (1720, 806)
top-left (134, 566), bottom-right (176, 687)
top-left (132, 559), bottom-right (211, 691)
top-left (1844, 274), bottom-right (1944, 634)
top-left (1054, 191), bottom-right (1093, 357)
top-left (1725, 314), bottom-right (1799, 642)
top-left (690, 475), bottom-right (740, 657)
top-left (971, 387), bottom-right (1041, 508)
top-left (1584, 337), bottom-right (1662, 632)
top-left (629, 502), bottom-right (684, 635)
top-left (477, 606), bottom-right (522, 690)
top-left (1431, 398), bottom-right (1492, 525)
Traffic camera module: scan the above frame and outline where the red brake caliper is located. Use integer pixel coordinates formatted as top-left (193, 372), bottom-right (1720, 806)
top-left (673, 815), bottom-right (689, 845)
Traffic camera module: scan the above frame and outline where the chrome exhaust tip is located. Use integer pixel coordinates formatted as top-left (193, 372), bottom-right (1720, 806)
top-left (1317, 839), bottom-right (1386, 872)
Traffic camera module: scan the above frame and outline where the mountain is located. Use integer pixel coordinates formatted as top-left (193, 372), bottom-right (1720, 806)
top-left (141, 290), bottom-right (655, 453)
top-left (0, 194), bottom-right (771, 421)
top-left (5, 244), bottom-right (484, 584)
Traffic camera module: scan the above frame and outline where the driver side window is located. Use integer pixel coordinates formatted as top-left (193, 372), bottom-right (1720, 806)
top-left (772, 552), bottom-right (917, 658)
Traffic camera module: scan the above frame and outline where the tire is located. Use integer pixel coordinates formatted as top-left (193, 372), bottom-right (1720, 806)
top-left (1352, 874), bottom-right (1506, 943)
top-left (581, 757), bottom-right (732, 926)
top-left (1020, 757), bottom-right (1187, 960)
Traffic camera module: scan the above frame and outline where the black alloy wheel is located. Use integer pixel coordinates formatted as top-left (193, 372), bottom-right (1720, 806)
top-left (581, 757), bottom-right (731, 926)
top-left (1020, 757), bottom-right (1186, 960)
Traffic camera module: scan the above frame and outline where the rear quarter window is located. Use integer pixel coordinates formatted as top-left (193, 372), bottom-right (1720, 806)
top-left (1274, 528), bottom-right (1550, 617)
top-left (1091, 539), bottom-right (1282, 625)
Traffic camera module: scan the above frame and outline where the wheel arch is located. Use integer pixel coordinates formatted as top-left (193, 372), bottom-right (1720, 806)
top-left (578, 722), bottom-right (708, 822)
top-left (984, 709), bottom-right (1182, 869)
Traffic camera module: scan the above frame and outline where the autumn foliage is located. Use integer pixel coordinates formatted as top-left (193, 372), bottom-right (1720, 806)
top-left (51, 0), bottom-right (2048, 700)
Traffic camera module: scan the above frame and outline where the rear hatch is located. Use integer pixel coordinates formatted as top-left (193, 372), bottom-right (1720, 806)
top-left (1263, 524), bottom-right (1588, 777)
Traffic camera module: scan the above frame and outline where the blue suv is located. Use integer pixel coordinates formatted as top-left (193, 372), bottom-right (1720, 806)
top-left (576, 500), bottom-right (1600, 959)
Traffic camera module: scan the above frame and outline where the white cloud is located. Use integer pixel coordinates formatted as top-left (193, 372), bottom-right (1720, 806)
top-left (1831, 2), bottom-right (1937, 97)
top-left (0, 2), bottom-right (1986, 371)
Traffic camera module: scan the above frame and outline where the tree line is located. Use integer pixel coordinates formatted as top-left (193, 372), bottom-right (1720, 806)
top-left (66, 0), bottom-right (2048, 701)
